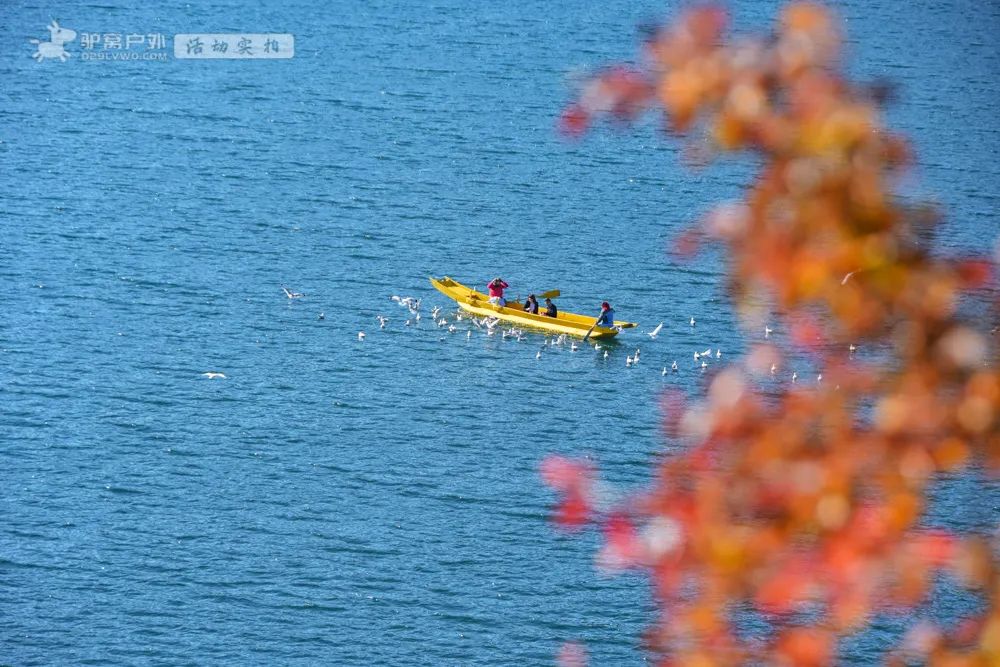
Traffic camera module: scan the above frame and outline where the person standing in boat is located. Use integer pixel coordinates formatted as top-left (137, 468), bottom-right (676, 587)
top-left (487, 277), bottom-right (509, 307)
top-left (544, 297), bottom-right (557, 318)
top-left (595, 301), bottom-right (615, 328)
top-left (523, 294), bottom-right (539, 314)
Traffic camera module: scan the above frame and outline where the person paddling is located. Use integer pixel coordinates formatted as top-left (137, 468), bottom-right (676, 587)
top-left (584, 301), bottom-right (615, 341)
top-left (595, 301), bottom-right (615, 328)
top-left (487, 277), bottom-right (508, 307)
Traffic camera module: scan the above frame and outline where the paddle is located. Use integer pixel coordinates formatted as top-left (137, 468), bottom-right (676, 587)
top-left (582, 314), bottom-right (601, 341)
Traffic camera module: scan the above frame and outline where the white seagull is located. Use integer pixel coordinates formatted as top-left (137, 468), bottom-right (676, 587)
top-left (603, 350), bottom-right (609, 359)
top-left (571, 342), bottom-right (579, 352)
top-left (770, 363), bottom-right (777, 375)
top-left (201, 372), bottom-right (226, 379)
top-left (358, 332), bottom-right (366, 341)
top-left (647, 322), bottom-right (663, 339)
top-left (690, 317), bottom-right (696, 327)
top-left (662, 367), bottom-right (667, 376)
top-left (792, 371), bottom-right (798, 383)
top-left (282, 286), bottom-right (304, 299)
top-left (536, 350), bottom-right (542, 360)
top-left (376, 315), bottom-right (388, 328)
top-left (765, 325), bottom-right (773, 338)
top-left (671, 361), bottom-right (678, 371)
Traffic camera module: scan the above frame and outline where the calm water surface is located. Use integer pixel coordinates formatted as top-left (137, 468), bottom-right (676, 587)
top-left (2, 1), bottom-right (998, 664)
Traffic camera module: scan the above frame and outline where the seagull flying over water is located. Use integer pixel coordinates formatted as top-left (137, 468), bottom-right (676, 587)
top-left (376, 315), bottom-right (388, 328)
top-left (282, 286), bottom-right (304, 299)
top-left (647, 322), bottom-right (663, 339)
top-left (201, 372), bottom-right (226, 379)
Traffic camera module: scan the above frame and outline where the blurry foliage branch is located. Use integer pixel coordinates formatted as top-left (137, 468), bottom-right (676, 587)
top-left (545, 3), bottom-right (999, 665)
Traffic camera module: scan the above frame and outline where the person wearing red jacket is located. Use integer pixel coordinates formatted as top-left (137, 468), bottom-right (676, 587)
top-left (487, 277), bottom-right (509, 307)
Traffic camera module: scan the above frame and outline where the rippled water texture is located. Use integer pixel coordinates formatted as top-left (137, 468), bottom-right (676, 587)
top-left (2, 1), bottom-right (998, 664)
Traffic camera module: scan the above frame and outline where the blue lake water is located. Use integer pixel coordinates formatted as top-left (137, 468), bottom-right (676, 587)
top-left (2, 1), bottom-right (998, 664)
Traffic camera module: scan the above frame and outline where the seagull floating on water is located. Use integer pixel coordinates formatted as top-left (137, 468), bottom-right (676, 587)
top-left (466, 330), bottom-right (472, 339)
top-left (817, 373), bottom-right (823, 383)
top-left (770, 363), bottom-right (777, 375)
top-left (282, 286), bottom-right (304, 299)
top-left (201, 372), bottom-right (226, 379)
top-left (604, 350), bottom-right (609, 359)
top-left (376, 315), bottom-right (388, 328)
top-left (701, 361), bottom-right (708, 371)
top-left (671, 361), bottom-right (678, 372)
top-left (536, 350), bottom-right (542, 360)
top-left (626, 356), bottom-right (634, 367)
top-left (358, 332), bottom-right (366, 341)
top-left (690, 317), bottom-right (696, 327)
top-left (571, 342), bottom-right (579, 352)
top-left (715, 349), bottom-right (721, 359)
top-left (662, 367), bottom-right (667, 376)
top-left (647, 322), bottom-right (663, 339)
top-left (765, 325), bottom-right (773, 338)
top-left (318, 312), bottom-right (325, 320)
top-left (792, 371), bottom-right (798, 383)
top-left (849, 344), bottom-right (857, 353)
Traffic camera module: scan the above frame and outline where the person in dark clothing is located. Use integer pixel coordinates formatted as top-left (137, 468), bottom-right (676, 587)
top-left (544, 298), bottom-right (557, 317)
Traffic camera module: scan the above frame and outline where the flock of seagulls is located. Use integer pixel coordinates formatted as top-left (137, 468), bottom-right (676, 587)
top-left (201, 286), bottom-right (856, 384)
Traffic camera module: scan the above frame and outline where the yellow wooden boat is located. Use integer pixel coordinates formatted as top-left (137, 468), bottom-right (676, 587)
top-left (429, 276), bottom-right (636, 339)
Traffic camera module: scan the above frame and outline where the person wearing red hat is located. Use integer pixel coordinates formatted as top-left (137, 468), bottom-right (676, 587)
top-left (596, 302), bottom-right (615, 328)
top-left (584, 301), bottom-right (616, 341)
